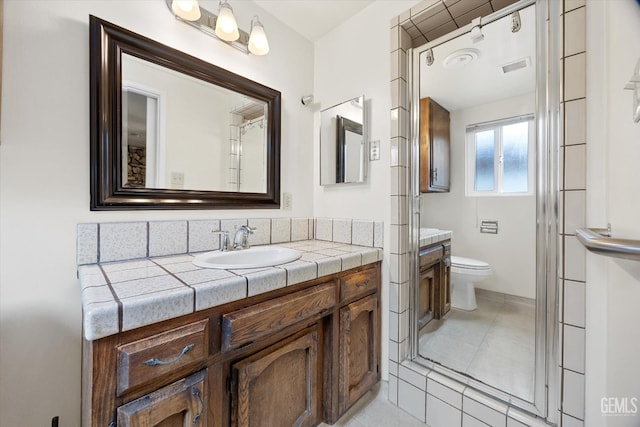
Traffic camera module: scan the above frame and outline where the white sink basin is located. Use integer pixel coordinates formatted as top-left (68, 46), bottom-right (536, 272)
top-left (192, 246), bottom-right (302, 269)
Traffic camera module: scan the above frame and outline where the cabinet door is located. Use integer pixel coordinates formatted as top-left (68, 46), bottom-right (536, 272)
top-left (418, 265), bottom-right (436, 327)
top-left (419, 97), bottom-right (450, 192)
top-left (338, 294), bottom-right (380, 415)
top-left (117, 370), bottom-right (206, 427)
top-left (440, 257), bottom-right (451, 317)
top-left (231, 327), bottom-right (320, 427)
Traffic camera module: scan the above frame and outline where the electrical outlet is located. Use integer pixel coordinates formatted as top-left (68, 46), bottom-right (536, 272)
top-left (282, 192), bottom-right (292, 210)
top-left (170, 171), bottom-right (184, 189)
top-left (370, 140), bottom-right (380, 161)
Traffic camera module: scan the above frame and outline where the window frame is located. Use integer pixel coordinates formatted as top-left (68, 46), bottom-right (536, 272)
top-left (465, 114), bottom-right (535, 197)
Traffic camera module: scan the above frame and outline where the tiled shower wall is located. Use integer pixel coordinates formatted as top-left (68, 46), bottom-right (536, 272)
top-left (388, 0), bottom-right (587, 425)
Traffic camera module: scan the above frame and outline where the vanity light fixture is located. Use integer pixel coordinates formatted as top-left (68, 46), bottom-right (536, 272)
top-left (171, 0), bottom-right (201, 21)
top-left (165, 0), bottom-right (269, 55)
top-left (248, 16), bottom-right (270, 56)
top-left (215, 0), bottom-right (240, 42)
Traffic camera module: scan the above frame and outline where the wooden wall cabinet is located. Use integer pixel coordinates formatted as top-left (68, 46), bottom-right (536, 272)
top-left (419, 97), bottom-right (450, 193)
top-left (82, 263), bottom-right (381, 427)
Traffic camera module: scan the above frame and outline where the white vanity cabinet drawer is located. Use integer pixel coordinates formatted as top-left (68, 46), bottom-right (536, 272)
top-left (116, 319), bottom-right (209, 396)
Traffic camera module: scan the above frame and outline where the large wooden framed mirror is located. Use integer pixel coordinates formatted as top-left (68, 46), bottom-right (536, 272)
top-left (90, 16), bottom-right (281, 210)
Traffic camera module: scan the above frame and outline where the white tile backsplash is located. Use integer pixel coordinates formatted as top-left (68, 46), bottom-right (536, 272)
top-left (188, 220), bottom-right (220, 253)
top-left (291, 218), bottom-right (310, 241)
top-left (374, 221), bottom-right (384, 248)
top-left (332, 219), bottom-right (352, 244)
top-left (149, 221), bottom-right (187, 257)
top-left (315, 218), bottom-right (333, 241)
top-left (77, 223), bottom-right (98, 265)
top-left (271, 218), bottom-right (291, 243)
top-left (99, 222), bottom-right (147, 262)
top-left (352, 220), bottom-right (374, 247)
top-left (248, 218), bottom-right (271, 245)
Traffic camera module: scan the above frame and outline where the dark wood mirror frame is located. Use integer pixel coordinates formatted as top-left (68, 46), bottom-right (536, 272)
top-left (90, 16), bottom-right (281, 210)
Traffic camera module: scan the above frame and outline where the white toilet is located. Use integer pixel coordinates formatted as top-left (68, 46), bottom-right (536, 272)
top-left (450, 256), bottom-right (492, 311)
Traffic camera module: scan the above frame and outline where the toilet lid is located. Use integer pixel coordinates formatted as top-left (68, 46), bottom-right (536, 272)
top-left (451, 256), bottom-right (490, 270)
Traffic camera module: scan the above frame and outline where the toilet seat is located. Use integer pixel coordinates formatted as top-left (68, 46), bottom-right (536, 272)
top-left (451, 256), bottom-right (490, 271)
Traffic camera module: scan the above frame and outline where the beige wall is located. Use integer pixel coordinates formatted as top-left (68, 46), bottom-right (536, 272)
top-left (0, 1), bottom-right (314, 425)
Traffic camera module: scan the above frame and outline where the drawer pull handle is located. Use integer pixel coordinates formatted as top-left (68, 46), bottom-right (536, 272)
top-left (355, 279), bottom-right (370, 288)
top-left (191, 386), bottom-right (204, 425)
top-left (144, 344), bottom-right (195, 367)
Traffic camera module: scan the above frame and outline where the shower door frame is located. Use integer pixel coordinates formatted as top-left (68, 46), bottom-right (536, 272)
top-left (407, 0), bottom-right (560, 420)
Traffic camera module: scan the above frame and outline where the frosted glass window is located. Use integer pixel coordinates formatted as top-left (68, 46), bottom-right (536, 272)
top-left (466, 115), bottom-right (533, 196)
top-left (502, 122), bottom-right (529, 193)
top-left (474, 130), bottom-right (495, 191)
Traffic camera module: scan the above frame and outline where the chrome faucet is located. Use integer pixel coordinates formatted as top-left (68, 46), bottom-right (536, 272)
top-left (233, 225), bottom-right (255, 250)
top-left (212, 230), bottom-right (231, 252)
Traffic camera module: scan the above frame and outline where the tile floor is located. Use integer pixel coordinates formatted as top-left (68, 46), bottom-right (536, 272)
top-left (319, 382), bottom-right (427, 427)
top-left (418, 292), bottom-right (536, 401)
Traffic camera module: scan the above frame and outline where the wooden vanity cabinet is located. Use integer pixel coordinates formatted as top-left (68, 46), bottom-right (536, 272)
top-left (419, 97), bottom-right (450, 193)
top-left (230, 325), bottom-right (322, 427)
top-left (418, 241), bottom-right (451, 327)
top-left (82, 262), bottom-right (381, 427)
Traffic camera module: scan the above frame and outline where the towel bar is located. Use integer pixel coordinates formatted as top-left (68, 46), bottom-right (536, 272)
top-left (575, 227), bottom-right (640, 261)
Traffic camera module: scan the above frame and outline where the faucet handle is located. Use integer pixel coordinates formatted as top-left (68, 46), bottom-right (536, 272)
top-left (211, 230), bottom-right (230, 251)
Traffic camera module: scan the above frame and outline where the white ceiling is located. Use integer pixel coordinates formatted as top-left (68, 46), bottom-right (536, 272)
top-left (419, 4), bottom-right (536, 112)
top-left (253, 0), bottom-right (375, 42)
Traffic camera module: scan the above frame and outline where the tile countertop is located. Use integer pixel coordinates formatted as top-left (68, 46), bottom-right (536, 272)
top-left (79, 240), bottom-right (382, 341)
top-left (419, 228), bottom-right (452, 248)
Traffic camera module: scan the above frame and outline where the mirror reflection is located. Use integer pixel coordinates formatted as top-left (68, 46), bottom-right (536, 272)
top-left (122, 54), bottom-right (268, 193)
top-left (416, 3), bottom-right (537, 402)
top-left (320, 96), bottom-right (366, 185)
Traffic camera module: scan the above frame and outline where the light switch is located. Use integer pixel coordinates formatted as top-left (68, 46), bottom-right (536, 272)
top-left (370, 140), bottom-right (380, 161)
top-left (170, 172), bottom-right (184, 189)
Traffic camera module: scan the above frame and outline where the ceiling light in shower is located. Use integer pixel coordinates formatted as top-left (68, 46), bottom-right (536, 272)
top-left (511, 10), bottom-right (522, 33)
top-left (469, 17), bottom-right (484, 43)
top-left (425, 48), bottom-right (434, 66)
top-left (443, 48), bottom-right (480, 69)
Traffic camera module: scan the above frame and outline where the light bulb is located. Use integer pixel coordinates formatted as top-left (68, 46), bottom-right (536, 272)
top-left (215, 1), bottom-right (240, 42)
top-left (248, 18), bottom-right (269, 55)
top-left (171, 0), bottom-right (201, 21)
